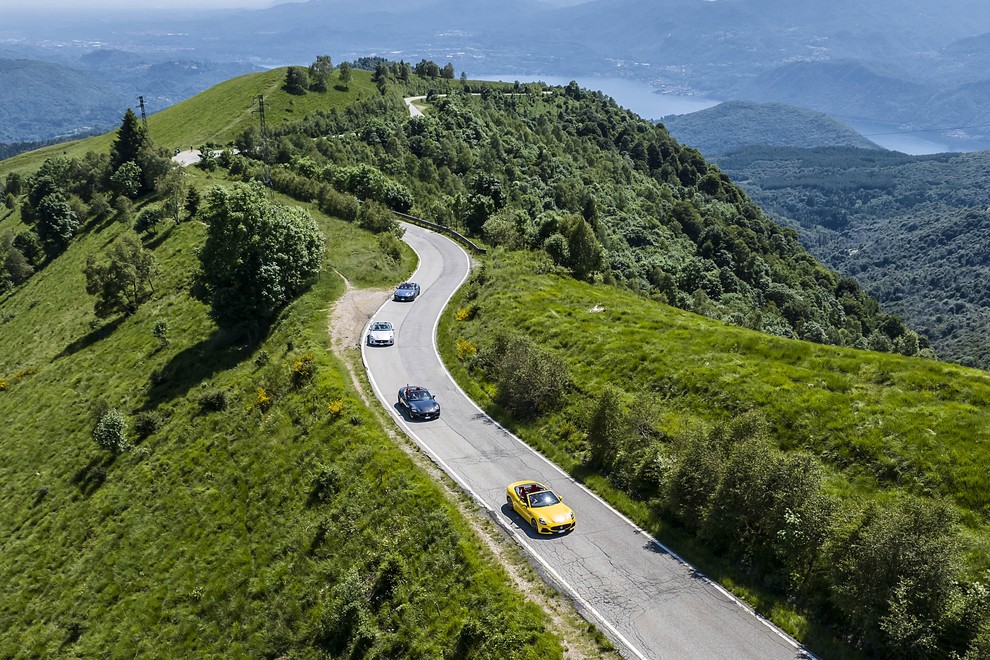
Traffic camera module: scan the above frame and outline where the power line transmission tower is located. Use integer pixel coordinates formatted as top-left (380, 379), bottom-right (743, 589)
top-left (137, 96), bottom-right (149, 130)
top-left (253, 94), bottom-right (273, 189)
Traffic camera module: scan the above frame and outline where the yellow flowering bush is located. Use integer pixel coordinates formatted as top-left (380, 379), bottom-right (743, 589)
top-left (327, 398), bottom-right (345, 417)
top-left (455, 338), bottom-right (478, 360)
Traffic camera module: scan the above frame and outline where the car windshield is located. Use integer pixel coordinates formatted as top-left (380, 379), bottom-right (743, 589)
top-left (398, 283), bottom-right (416, 290)
top-left (406, 389), bottom-right (432, 401)
top-left (372, 322), bottom-right (392, 331)
top-left (528, 491), bottom-right (561, 508)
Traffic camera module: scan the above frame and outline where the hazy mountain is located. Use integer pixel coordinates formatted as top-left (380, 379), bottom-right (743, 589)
top-left (0, 59), bottom-right (129, 143)
top-left (662, 101), bottom-right (882, 155)
top-left (3, 0), bottom-right (990, 146)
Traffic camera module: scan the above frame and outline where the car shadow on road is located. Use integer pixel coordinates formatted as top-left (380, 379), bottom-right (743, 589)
top-left (499, 502), bottom-right (572, 541)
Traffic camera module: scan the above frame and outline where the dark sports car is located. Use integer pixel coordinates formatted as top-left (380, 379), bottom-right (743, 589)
top-left (394, 282), bottom-right (421, 301)
top-left (397, 385), bottom-right (440, 420)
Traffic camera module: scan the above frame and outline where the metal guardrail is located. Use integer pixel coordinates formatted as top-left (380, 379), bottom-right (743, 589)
top-left (392, 211), bottom-right (487, 254)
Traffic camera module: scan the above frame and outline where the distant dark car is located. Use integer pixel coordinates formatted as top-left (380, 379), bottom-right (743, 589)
top-left (394, 282), bottom-right (421, 301)
top-left (397, 385), bottom-right (440, 420)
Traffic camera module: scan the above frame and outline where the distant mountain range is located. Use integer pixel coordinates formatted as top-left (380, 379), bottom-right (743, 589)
top-left (662, 101), bottom-right (882, 155)
top-left (0, 53), bottom-right (257, 148)
top-left (2, 0), bottom-right (990, 147)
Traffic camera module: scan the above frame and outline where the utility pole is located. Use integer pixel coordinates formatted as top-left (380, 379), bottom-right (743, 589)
top-left (137, 95), bottom-right (148, 130)
top-left (253, 94), bottom-right (272, 189)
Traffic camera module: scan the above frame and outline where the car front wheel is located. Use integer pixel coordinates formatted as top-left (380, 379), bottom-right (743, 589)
top-left (530, 518), bottom-right (538, 532)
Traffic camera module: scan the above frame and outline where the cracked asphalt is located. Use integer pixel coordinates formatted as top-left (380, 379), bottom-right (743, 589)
top-left (362, 223), bottom-right (809, 660)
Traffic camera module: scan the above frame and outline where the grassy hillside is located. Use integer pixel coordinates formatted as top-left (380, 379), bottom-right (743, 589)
top-left (661, 100), bottom-right (881, 155)
top-left (0, 67), bottom-right (378, 177)
top-left (0, 70), bottom-right (582, 656)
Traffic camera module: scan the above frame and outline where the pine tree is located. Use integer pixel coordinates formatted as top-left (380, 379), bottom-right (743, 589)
top-left (111, 109), bottom-right (150, 171)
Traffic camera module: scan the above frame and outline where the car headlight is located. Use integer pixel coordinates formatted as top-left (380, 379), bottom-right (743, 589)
top-left (538, 517), bottom-right (547, 525)
top-left (569, 511), bottom-right (575, 519)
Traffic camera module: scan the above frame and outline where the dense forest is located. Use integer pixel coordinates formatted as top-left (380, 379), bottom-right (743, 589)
top-left (715, 146), bottom-right (990, 367)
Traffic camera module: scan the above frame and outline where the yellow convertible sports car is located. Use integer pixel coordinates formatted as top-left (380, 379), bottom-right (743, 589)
top-left (506, 481), bottom-right (575, 535)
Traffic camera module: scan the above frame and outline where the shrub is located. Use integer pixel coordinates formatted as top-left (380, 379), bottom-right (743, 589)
top-left (93, 408), bottom-right (129, 454)
top-left (133, 411), bottom-right (164, 440)
top-left (254, 386), bottom-right (273, 413)
top-left (327, 398), bottom-right (345, 417)
top-left (152, 320), bottom-right (169, 348)
top-left (198, 389), bottom-right (229, 413)
top-left (455, 338), bottom-right (478, 361)
top-left (482, 332), bottom-right (569, 419)
top-left (290, 353), bottom-right (316, 388)
top-left (0, 376), bottom-right (8, 391)
top-left (254, 350), bottom-right (271, 367)
top-left (358, 200), bottom-right (403, 235)
top-left (376, 233), bottom-right (403, 263)
top-left (134, 206), bottom-right (166, 233)
top-left (308, 465), bottom-right (341, 505)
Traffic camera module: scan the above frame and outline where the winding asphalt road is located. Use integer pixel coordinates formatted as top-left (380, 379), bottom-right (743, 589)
top-left (362, 223), bottom-right (810, 659)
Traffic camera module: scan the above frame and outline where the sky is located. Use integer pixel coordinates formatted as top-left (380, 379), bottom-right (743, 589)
top-left (4, 0), bottom-right (280, 9)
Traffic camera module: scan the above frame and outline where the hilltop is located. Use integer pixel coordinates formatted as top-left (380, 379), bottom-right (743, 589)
top-left (661, 101), bottom-right (881, 156)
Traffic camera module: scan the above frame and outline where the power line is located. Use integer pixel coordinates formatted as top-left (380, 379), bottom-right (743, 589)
top-left (137, 95), bottom-right (148, 130)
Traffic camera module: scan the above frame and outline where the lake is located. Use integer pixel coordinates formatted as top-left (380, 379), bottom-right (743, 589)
top-left (476, 74), bottom-right (719, 122)
top-left (477, 74), bottom-right (989, 155)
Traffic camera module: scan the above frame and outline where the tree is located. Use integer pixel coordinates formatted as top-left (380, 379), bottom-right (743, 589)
top-left (373, 63), bottom-right (388, 95)
top-left (4, 172), bottom-right (22, 196)
top-left (36, 193), bottom-right (78, 254)
top-left (1, 233), bottom-right (32, 285)
top-left (185, 187), bottom-right (201, 219)
top-left (111, 109), bottom-right (150, 171)
top-left (156, 168), bottom-right (185, 223)
top-left (441, 63), bottom-right (455, 79)
top-left (309, 55), bottom-right (333, 91)
top-left (284, 66), bottom-right (309, 95)
top-left (830, 497), bottom-right (963, 655)
top-left (587, 385), bottom-right (626, 470)
top-left (110, 161), bottom-right (142, 199)
top-left (93, 408), bottom-right (129, 454)
top-left (13, 231), bottom-right (44, 267)
top-left (566, 215), bottom-right (603, 280)
top-left (83, 232), bottom-right (157, 317)
top-left (196, 183), bottom-right (326, 329)
top-left (338, 61), bottom-right (352, 89)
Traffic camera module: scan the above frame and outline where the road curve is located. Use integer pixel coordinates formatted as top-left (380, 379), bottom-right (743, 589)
top-left (362, 222), bottom-right (810, 660)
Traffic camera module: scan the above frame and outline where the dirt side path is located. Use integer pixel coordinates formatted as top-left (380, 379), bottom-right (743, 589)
top-left (327, 276), bottom-right (617, 660)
